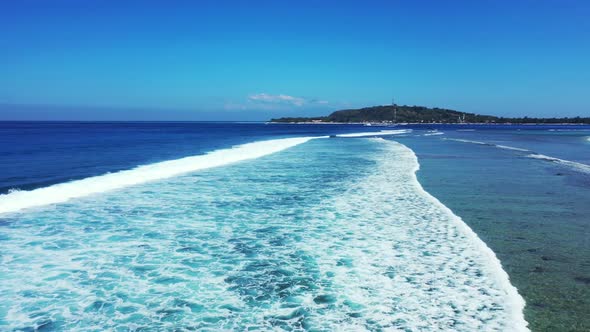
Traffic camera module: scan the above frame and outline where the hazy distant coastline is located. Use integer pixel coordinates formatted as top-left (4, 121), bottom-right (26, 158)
top-left (270, 105), bottom-right (590, 125)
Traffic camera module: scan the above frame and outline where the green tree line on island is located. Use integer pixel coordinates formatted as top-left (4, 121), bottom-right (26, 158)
top-left (270, 105), bottom-right (590, 124)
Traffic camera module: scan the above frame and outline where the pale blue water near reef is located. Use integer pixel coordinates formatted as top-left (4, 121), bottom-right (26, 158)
top-left (0, 122), bottom-right (589, 331)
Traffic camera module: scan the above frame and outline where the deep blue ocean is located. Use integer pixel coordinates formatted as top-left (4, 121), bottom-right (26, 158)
top-left (1, 122), bottom-right (589, 331)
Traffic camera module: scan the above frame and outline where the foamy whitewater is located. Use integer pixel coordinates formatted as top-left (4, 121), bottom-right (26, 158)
top-left (526, 153), bottom-right (590, 174)
top-left (0, 132), bottom-right (416, 215)
top-left (0, 135), bottom-right (528, 331)
top-left (0, 137), bottom-right (320, 214)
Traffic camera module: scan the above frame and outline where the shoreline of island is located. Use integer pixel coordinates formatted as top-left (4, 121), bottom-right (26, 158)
top-left (269, 104), bottom-right (590, 125)
top-left (267, 121), bottom-right (590, 126)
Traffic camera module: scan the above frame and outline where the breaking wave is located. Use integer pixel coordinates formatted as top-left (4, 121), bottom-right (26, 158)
top-left (526, 154), bottom-right (590, 174)
top-left (336, 138), bottom-right (528, 330)
top-left (0, 137), bottom-right (321, 214)
top-left (334, 129), bottom-right (411, 137)
top-left (0, 130), bottom-right (414, 215)
top-left (0, 137), bottom-right (528, 331)
top-left (443, 138), bottom-right (589, 174)
top-left (444, 138), bottom-right (530, 152)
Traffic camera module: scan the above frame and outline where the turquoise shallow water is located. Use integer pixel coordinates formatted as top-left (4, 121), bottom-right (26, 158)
top-left (1, 124), bottom-right (589, 331)
top-left (0, 136), bottom-right (526, 331)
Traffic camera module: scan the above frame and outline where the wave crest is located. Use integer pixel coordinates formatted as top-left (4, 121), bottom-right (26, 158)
top-left (0, 137), bottom-right (319, 214)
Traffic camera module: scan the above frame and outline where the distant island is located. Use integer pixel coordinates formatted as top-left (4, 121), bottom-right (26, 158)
top-left (270, 105), bottom-right (590, 124)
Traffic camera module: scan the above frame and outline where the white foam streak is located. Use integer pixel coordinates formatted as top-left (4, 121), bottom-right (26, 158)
top-left (444, 138), bottom-right (489, 145)
top-left (398, 141), bottom-right (529, 331)
top-left (446, 138), bottom-right (590, 174)
top-left (335, 129), bottom-right (411, 137)
top-left (526, 153), bottom-right (590, 174)
top-left (0, 137), bottom-right (319, 214)
top-left (495, 145), bottom-right (530, 152)
top-left (445, 138), bottom-right (530, 152)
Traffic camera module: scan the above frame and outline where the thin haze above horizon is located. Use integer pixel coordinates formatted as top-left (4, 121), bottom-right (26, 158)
top-left (0, 0), bottom-right (589, 121)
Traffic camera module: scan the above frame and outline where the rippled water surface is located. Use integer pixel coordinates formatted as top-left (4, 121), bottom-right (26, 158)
top-left (2, 122), bottom-right (590, 331)
top-left (1, 137), bottom-right (526, 331)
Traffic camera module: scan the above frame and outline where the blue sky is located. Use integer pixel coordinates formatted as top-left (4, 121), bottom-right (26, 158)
top-left (0, 0), bottom-right (589, 120)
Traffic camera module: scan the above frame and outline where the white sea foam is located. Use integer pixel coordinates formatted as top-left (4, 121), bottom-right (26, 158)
top-left (445, 138), bottom-right (590, 175)
top-left (0, 136), bottom-right (529, 330)
top-left (0, 131), bottom-right (413, 215)
top-left (297, 139), bottom-right (528, 331)
top-left (444, 138), bottom-right (489, 145)
top-left (335, 129), bottom-right (411, 137)
top-left (445, 138), bottom-right (530, 152)
top-left (400, 142), bottom-right (528, 331)
top-left (526, 153), bottom-right (590, 174)
top-left (0, 136), bottom-right (322, 214)
top-left (423, 131), bottom-right (444, 136)
top-left (494, 145), bottom-right (530, 152)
